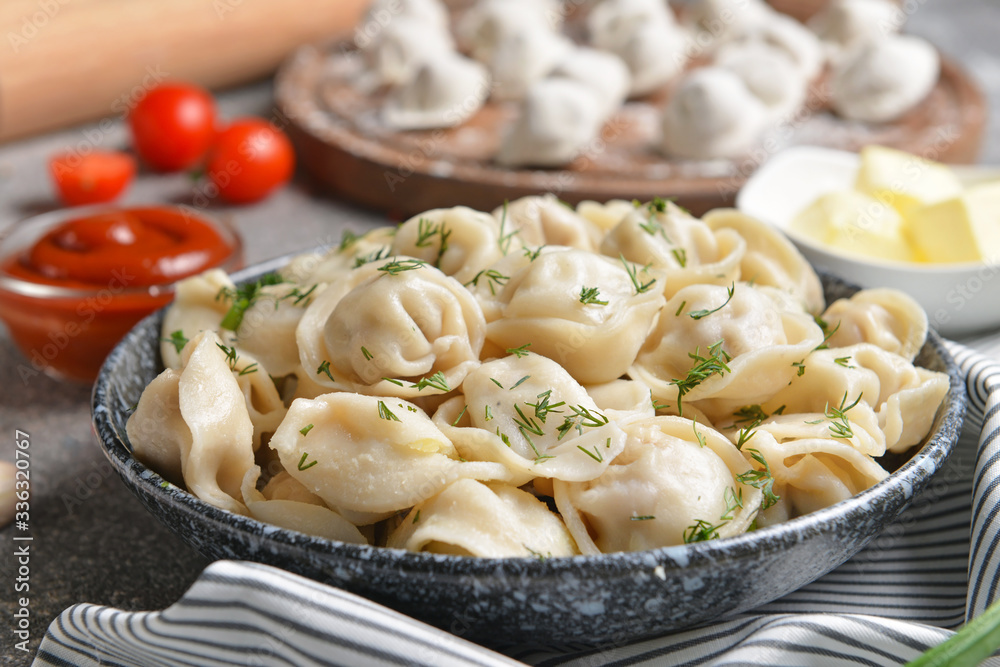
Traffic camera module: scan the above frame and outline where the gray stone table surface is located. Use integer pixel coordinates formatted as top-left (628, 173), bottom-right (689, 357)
top-left (1, 1), bottom-right (999, 663)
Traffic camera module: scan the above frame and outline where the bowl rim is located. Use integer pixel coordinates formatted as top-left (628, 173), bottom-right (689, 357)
top-left (91, 258), bottom-right (969, 578)
top-left (736, 145), bottom-right (1000, 274)
top-left (0, 203), bottom-right (244, 299)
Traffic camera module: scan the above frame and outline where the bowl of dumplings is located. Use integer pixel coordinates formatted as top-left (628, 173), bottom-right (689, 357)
top-left (93, 197), bottom-right (966, 647)
top-left (274, 0), bottom-right (984, 217)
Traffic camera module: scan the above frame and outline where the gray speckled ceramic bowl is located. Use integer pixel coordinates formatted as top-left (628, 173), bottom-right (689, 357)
top-left (91, 263), bottom-right (967, 648)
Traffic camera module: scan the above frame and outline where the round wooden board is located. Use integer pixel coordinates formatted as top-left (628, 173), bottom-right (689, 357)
top-left (275, 39), bottom-right (986, 219)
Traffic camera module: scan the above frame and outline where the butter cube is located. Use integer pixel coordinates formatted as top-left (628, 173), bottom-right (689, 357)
top-left (907, 181), bottom-right (1000, 263)
top-left (855, 145), bottom-right (963, 219)
top-left (792, 190), bottom-right (914, 262)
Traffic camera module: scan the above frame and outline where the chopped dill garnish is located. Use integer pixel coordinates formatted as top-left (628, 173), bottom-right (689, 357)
top-left (378, 259), bottom-right (427, 275)
top-left (689, 283), bottom-right (735, 320)
top-left (413, 509), bottom-right (421, 524)
top-left (377, 400), bottom-right (401, 422)
top-left (825, 392), bottom-right (863, 439)
top-left (631, 515), bottom-right (655, 521)
top-left (684, 519), bottom-right (723, 543)
top-left (577, 444), bottom-right (603, 462)
top-left (834, 356), bottom-right (854, 368)
top-left (792, 360), bottom-right (806, 377)
top-left (556, 405), bottom-right (609, 440)
top-left (692, 420), bottom-right (706, 448)
top-left (361, 346), bottom-right (374, 361)
top-left (216, 272), bottom-right (285, 330)
top-left (506, 344), bottom-right (531, 358)
top-left (619, 254), bottom-right (657, 294)
top-left (216, 342), bottom-right (239, 370)
top-left (299, 423), bottom-right (314, 436)
top-left (675, 300), bottom-right (687, 317)
top-left (338, 229), bottom-right (360, 252)
top-left (672, 248), bottom-right (688, 268)
top-left (354, 246), bottom-right (391, 268)
top-left (465, 269), bottom-right (510, 295)
top-left (510, 374), bottom-right (531, 390)
top-left (579, 286), bottom-right (608, 306)
top-left (451, 404), bottom-right (468, 426)
top-left (297, 452), bottom-right (318, 471)
top-left (163, 330), bottom-right (189, 354)
top-left (721, 487), bottom-right (743, 521)
top-left (737, 449), bottom-right (780, 509)
top-left (527, 390), bottom-right (565, 423)
top-left (413, 371), bottom-right (450, 392)
top-left (671, 340), bottom-right (731, 416)
top-left (238, 363), bottom-right (258, 376)
top-left (317, 360), bottom-right (335, 381)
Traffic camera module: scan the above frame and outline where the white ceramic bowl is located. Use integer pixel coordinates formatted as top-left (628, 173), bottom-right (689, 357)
top-left (737, 146), bottom-right (1000, 337)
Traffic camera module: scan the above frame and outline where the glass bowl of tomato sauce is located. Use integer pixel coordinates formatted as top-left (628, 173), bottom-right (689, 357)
top-left (0, 205), bottom-right (243, 383)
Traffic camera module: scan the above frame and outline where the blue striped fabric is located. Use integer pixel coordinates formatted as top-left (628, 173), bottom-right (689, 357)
top-left (33, 343), bottom-right (1000, 667)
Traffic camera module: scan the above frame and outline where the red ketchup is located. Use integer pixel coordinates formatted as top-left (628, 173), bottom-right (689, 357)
top-left (0, 206), bottom-right (242, 382)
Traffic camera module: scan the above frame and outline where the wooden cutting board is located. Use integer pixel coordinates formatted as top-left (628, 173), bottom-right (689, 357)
top-left (0, 0), bottom-right (370, 142)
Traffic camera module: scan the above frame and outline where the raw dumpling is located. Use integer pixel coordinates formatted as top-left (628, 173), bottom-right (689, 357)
top-left (433, 353), bottom-right (627, 484)
top-left (714, 41), bottom-right (807, 122)
top-left (383, 51), bottom-right (490, 130)
top-left (631, 282), bottom-right (825, 419)
top-left (488, 24), bottom-right (573, 101)
top-left (485, 248), bottom-right (666, 384)
top-left (600, 199), bottom-right (746, 298)
top-left (390, 206), bottom-right (504, 285)
top-left (661, 67), bottom-right (768, 160)
top-left (361, 16), bottom-right (455, 88)
top-left (298, 260), bottom-right (487, 399)
top-left (684, 0), bottom-right (774, 46)
top-left (553, 416), bottom-right (762, 554)
top-left (830, 34), bottom-right (940, 123)
top-left (588, 0), bottom-right (689, 96)
top-left (362, 0), bottom-right (451, 37)
top-left (493, 195), bottom-right (603, 252)
top-left (496, 78), bottom-right (605, 168)
top-left (720, 12), bottom-right (824, 80)
top-left (457, 0), bottom-right (563, 62)
top-left (809, 0), bottom-right (903, 59)
top-left (240, 467), bottom-right (368, 544)
top-left (822, 288), bottom-right (928, 361)
top-left (268, 392), bottom-right (510, 514)
top-left (703, 208), bottom-right (825, 314)
top-left (160, 269), bottom-right (236, 369)
top-left (387, 479), bottom-right (578, 557)
top-left (549, 47), bottom-right (631, 121)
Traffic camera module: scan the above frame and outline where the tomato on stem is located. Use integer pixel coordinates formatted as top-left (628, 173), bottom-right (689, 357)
top-left (206, 119), bottom-right (295, 204)
top-left (49, 151), bottom-right (136, 206)
top-left (129, 82), bottom-right (216, 171)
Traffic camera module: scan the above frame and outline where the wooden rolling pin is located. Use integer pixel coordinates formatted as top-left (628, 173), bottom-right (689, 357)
top-left (0, 0), bottom-right (370, 141)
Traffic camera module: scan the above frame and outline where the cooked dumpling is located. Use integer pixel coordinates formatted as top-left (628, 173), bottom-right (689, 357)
top-left (549, 47), bottom-right (631, 121)
top-left (553, 416), bottom-right (762, 554)
top-left (714, 41), bottom-right (807, 122)
top-left (585, 378), bottom-right (657, 422)
top-left (387, 479), bottom-right (578, 557)
top-left (298, 261), bottom-right (486, 399)
top-left (493, 195), bottom-right (603, 252)
top-left (576, 199), bottom-right (636, 232)
top-left (127, 368), bottom-right (187, 486)
top-left (809, 0), bottom-right (903, 59)
top-left (830, 34), bottom-right (940, 123)
top-left (240, 467), bottom-right (368, 544)
top-left (390, 206), bottom-right (504, 284)
top-left (434, 353), bottom-right (628, 485)
top-left (131, 331), bottom-right (256, 515)
top-left (160, 269), bottom-right (236, 369)
top-left (383, 51), bottom-right (490, 130)
top-left (588, 0), bottom-right (689, 96)
top-left (485, 248), bottom-right (666, 384)
top-left (661, 68), bottom-right (768, 160)
top-left (235, 281), bottom-right (322, 378)
top-left (269, 393), bottom-right (510, 514)
top-left (281, 227), bottom-right (397, 286)
top-left (600, 199), bottom-right (746, 298)
top-left (822, 288), bottom-right (928, 361)
top-left (631, 282), bottom-right (825, 419)
top-left (496, 78), bottom-right (605, 168)
top-left (361, 16), bottom-right (455, 88)
top-left (703, 208), bottom-right (825, 314)
top-left (739, 426), bottom-right (889, 526)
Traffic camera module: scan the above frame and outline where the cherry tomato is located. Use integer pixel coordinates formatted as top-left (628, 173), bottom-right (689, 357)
top-left (206, 119), bottom-right (295, 204)
top-left (49, 151), bottom-right (137, 206)
top-left (129, 82), bottom-right (216, 171)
